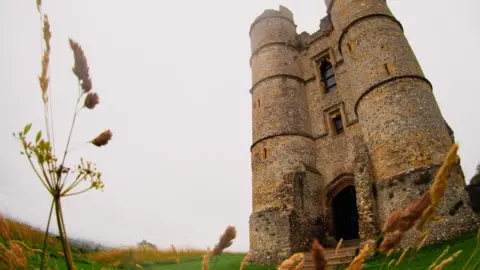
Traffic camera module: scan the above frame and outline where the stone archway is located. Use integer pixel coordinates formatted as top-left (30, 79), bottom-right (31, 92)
top-left (323, 174), bottom-right (360, 241)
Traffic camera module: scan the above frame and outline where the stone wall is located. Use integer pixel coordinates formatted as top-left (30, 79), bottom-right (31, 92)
top-left (248, 2), bottom-right (480, 266)
top-left (376, 165), bottom-right (479, 247)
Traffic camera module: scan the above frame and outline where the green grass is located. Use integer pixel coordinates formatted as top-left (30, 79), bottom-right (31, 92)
top-left (144, 254), bottom-right (274, 270)
top-left (363, 231), bottom-right (479, 270)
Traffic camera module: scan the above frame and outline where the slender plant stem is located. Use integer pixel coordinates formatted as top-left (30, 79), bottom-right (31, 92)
top-left (23, 145), bottom-right (53, 192)
top-left (57, 91), bottom-right (82, 188)
top-left (54, 197), bottom-right (75, 269)
top-left (463, 248), bottom-right (479, 270)
top-left (39, 199), bottom-right (55, 270)
top-left (63, 186), bottom-right (94, 197)
top-left (61, 175), bottom-right (87, 196)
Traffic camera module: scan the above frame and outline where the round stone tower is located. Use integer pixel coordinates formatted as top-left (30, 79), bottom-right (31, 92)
top-left (249, 6), bottom-right (319, 265)
top-left (327, 0), bottom-right (479, 245)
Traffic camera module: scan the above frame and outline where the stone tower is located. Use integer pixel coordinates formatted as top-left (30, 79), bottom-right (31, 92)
top-left (249, 0), bottom-right (479, 266)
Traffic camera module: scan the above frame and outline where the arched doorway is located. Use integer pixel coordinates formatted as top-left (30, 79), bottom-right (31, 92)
top-left (332, 185), bottom-right (359, 241)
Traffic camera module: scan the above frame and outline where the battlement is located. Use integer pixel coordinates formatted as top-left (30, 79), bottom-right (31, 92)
top-left (249, 5), bottom-right (295, 36)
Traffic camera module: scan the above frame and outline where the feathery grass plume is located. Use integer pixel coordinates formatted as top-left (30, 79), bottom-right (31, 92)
top-left (335, 238), bottom-right (343, 256)
top-left (91, 129), bottom-right (113, 147)
top-left (387, 259), bottom-right (396, 267)
top-left (84, 92), bottom-right (99, 109)
top-left (277, 253), bottom-right (304, 270)
top-left (36, 0), bottom-right (41, 12)
top-left (399, 191), bottom-right (431, 230)
top-left (170, 244), bottom-right (180, 264)
top-left (383, 191), bottom-right (431, 234)
top-left (346, 244), bottom-right (371, 270)
top-left (212, 226), bottom-right (237, 256)
top-left (395, 247), bottom-right (409, 266)
top-left (428, 246), bottom-right (450, 270)
top-left (202, 249), bottom-right (210, 270)
top-left (57, 251), bottom-right (64, 257)
top-left (386, 249), bottom-right (394, 258)
top-left (417, 144), bottom-right (459, 232)
top-left (293, 258), bottom-right (305, 270)
top-left (239, 253), bottom-right (250, 270)
top-left (39, 14), bottom-right (51, 102)
top-left (382, 209), bottom-right (402, 233)
top-left (69, 38), bottom-right (92, 92)
top-left (379, 232), bottom-right (405, 253)
top-left (0, 214), bottom-right (10, 240)
top-left (8, 241), bottom-right (28, 269)
top-left (136, 264), bottom-right (143, 269)
top-left (311, 239), bottom-right (327, 270)
top-left (434, 250), bottom-right (462, 270)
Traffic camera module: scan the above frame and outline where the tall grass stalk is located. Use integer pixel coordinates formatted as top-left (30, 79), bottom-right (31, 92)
top-left (12, 1), bottom-right (112, 269)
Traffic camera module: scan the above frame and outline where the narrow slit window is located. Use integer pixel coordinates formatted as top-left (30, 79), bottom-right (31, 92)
top-left (347, 42), bottom-right (354, 54)
top-left (384, 63), bottom-right (391, 76)
top-left (320, 59), bottom-right (337, 93)
top-left (332, 113), bottom-right (344, 135)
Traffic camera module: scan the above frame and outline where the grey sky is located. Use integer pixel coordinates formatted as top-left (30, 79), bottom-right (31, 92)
top-left (0, 0), bottom-right (479, 252)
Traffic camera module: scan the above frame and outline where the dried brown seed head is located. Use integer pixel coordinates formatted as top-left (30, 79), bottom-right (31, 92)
top-left (9, 241), bottom-right (28, 268)
top-left (401, 191), bottom-right (431, 226)
top-left (212, 226), bottom-right (237, 256)
top-left (84, 92), bottom-right (99, 109)
top-left (202, 249), bottom-right (210, 270)
top-left (0, 215), bottom-right (10, 240)
top-left (91, 129), bottom-right (113, 147)
top-left (379, 232), bottom-right (405, 253)
top-left (346, 244), bottom-right (372, 270)
top-left (240, 253), bottom-right (250, 270)
top-left (383, 209), bottom-right (402, 233)
top-left (69, 38), bottom-right (92, 92)
top-left (311, 239), bottom-right (327, 270)
top-left (278, 253), bottom-right (304, 270)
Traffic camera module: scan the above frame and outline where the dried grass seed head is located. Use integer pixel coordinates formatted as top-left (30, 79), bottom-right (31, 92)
top-left (311, 239), bottom-right (327, 270)
top-left (0, 215), bottom-right (10, 240)
top-left (84, 92), bottom-right (99, 109)
top-left (379, 232), bottom-right (405, 253)
top-left (212, 226), bottom-right (237, 256)
top-left (92, 129), bottom-right (113, 147)
top-left (202, 249), bottom-right (210, 270)
top-left (277, 253), bottom-right (304, 270)
top-left (383, 208), bottom-right (402, 233)
top-left (69, 38), bottom-right (92, 92)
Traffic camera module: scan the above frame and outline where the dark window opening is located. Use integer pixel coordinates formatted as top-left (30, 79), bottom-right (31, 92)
top-left (332, 113), bottom-right (344, 135)
top-left (384, 63), bottom-right (391, 76)
top-left (320, 59), bottom-right (337, 93)
top-left (263, 148), bottom-right (268, 160)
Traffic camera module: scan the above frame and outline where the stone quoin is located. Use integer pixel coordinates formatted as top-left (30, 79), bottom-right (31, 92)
top-left (248, 0), bottom-right (479, 265)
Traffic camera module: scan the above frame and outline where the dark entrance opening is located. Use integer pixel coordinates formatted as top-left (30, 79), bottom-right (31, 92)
top-left (332, 185), bottom-right (359, 241)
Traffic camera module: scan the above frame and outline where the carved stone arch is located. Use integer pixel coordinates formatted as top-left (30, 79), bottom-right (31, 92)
top-left (322, 173), bottom-right (356, 236)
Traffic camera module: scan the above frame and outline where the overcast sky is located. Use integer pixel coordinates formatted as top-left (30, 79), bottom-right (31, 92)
top-left (0, 0), bottom-right (479, 252)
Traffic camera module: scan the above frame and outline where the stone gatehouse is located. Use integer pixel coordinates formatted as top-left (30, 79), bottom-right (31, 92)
top-left (248, 0), bottom-right (479, 265)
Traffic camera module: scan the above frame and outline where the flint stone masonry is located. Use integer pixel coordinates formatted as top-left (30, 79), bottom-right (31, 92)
top-left (248, 1), bottom-right (479, 265)
top-left (376, 165), bottom-right (479, 248)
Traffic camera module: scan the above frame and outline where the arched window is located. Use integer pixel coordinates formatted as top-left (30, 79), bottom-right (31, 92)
top-left (320, 59), bottom-right (337, 93)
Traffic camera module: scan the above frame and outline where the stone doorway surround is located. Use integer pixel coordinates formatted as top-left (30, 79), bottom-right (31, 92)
top-left (322, 174), bottom-right (358, 241)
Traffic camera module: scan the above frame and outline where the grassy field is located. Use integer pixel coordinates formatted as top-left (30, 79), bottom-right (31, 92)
top-left (363, 231), bottom-right (479, 270)
top-left (2, 216), bottom-right (479, 269)
top-left (143, 254), bottom-right (274, 270)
